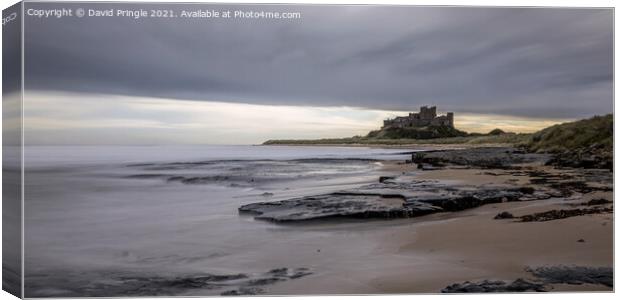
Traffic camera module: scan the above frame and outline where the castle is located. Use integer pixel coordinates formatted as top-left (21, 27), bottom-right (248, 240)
top-left (383, 106), bottom-right (454, 129)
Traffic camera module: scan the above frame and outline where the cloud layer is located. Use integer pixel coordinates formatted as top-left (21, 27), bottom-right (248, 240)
top-left (24, 3), bottom-right (613, 119)
top-left (21, 91), bottom-right (570, 145)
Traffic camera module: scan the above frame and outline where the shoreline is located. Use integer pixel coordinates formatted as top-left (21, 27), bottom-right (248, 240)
top-left (258, 147), bottom-right (613, 294)
top-left (256, 143), bottom-right (515, 150)
top-left (24, 145), bottom-right (613, 296)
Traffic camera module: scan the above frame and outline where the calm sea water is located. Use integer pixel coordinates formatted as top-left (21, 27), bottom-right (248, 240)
top-left (24, 145), bottom-right (413, 167)
top-left (23, 145), bottom-right (416, 296)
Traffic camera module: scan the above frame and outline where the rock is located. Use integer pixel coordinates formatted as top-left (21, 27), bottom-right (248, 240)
top-left (546, 144), bottom-right (612, 171)
top-left (239, 192), bottom-right (434, 222)
top-left (523, 168), bottom-right (612, 196)
top-left (413, 147), bottom-right (549, 169)
top-left (585, 198), bottom-right (612, 206)
top-left (527, 265), bottom-right (613, 287)
top-left (494, 212), bottom-right (514, 219)
top-left (442, 265), bottom-right (615, 293)
top-left (240, 179), bottom-right (551, 222)
top-left (518, 207), bottom-right (613, 222)
top-left (517, 187), bottom-right (536, 194)
top-left (221, 287), bottom-right (264, 296)
top-left (441, 278), bottom-right (546, 293)
top-left (379, 176), bottom-right (395, 183)
top-left (577, 239), bottom-right (585, 243)
top-left (234, 148), bottom-right (609, 224)
top-left (411, 153), bottom-right (426, 164)
top-left (25, 267), bottom-right (312, 297)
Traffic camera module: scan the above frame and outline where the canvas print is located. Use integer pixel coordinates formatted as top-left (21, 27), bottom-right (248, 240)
top-left (2, 1), bottom-right (614, 297)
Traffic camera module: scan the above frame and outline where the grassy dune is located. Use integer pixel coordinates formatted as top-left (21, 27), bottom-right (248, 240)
top-left (527, 114), bottom-right (612, 152)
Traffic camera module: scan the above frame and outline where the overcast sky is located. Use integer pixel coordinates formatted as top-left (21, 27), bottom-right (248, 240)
top-left (21, 3), bottom-right (613, 145)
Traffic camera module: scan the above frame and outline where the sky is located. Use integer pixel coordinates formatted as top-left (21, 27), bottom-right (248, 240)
top-left (20, 3), bottom-right (613, 145)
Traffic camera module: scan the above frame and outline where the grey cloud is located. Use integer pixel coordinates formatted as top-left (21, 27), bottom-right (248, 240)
top-left (23, 3), bottom-right (613, 119)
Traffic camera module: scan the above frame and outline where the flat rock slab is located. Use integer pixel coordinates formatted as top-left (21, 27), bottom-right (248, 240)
top-left (442, 278), bottom-right (546, 293)
top-left (239, 192), bottom-right (438, 222)
top-left (239, 179), bottom-right (552, 222)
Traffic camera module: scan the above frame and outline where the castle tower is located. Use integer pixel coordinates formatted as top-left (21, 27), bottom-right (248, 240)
top-left (447, 112), bottom-right (454, 127)
top-left (429, 106), bottom-right (437, 118)
top-left (419, 106), bottom-right (430, 120)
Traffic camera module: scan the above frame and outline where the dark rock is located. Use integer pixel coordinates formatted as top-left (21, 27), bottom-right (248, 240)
top-left (247, 277), bottom-right (284, 286)
top-left (25, 267), bottom-right (312, 297)
top-left (577, 239), bottom-right (585, 243)
top-left (494, 212), bottom-right (514, 219)
top-left (221, 287), bottom-right (264, 296)
top-left (441, 265), bottom-right (614, 293)
top-left (239, 178), bottom-right (552, 222)
top-left (442, 278), bottom-right (546, 293)
top-left (545, 144), bottom-right (612, 171)
top-left (527, 266), bottom-right (613, 287)
top-left (412, 153), bottom-right (425, 164)
top-left (518, 207), bottom-right (613, 222)
top-left (233, 148), bottom-right (609, 224)
top-left (379, 176), bottom-right (395, 183)
top-left (523, 168), bottom-right (612, 197)
top-left (239, 192), bottom-right (431, 222)
top-left (517, 187), bottom-right (536, 194)
top-left (585, 198), bottom-right (612, 206)
top-left (414, 147), bottom-right (549, 170)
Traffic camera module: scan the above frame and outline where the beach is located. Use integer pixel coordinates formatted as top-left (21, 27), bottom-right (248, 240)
top-left (268, 162), bottom-right (612, 294)
top-left (22, 145), bottom-right (613, 296)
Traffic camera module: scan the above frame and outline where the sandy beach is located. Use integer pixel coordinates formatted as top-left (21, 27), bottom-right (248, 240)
top-left (265, 161), bottom-right (613, 294)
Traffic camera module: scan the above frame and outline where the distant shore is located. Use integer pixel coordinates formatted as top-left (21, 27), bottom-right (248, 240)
top-left (258, 142), bottom-right (514, 150)
top-left (262, 133), bottom-right (532, 147)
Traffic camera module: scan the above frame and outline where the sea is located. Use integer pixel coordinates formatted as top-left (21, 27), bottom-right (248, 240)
top-left (22, 145), bottom-right (418, 296)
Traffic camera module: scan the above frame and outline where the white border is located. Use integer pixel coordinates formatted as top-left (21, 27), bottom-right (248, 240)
top-left (0, 1), bottom-right (617, 300)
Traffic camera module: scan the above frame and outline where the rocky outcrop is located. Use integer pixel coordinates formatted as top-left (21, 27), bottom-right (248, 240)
top-left (442, 265), bottom-right (613, 293)
top-left (240, 147), bottom-right (611, 223)
top-left (239, 179), bottom-right (552, 223)
top-left (442, 279), bottom-right (546, 293)
top-left (585, 198), bottom-right (612, 206)
top-left (477, 167), bottom-right (612, 197)
top-left (517, 207), bottom-right (613, 222)
top-left (239, 192), bottom-right (440, 222)
top-left (546, 145), bottom-right (612, 170)
top-left (527, 266), bottom-right (613, 287)
top-left (411, 147), bottom-right (550, 169)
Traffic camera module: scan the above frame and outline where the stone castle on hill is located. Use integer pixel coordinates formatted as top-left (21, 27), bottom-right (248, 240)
top-left (383, 106), bottom-right (454, 129)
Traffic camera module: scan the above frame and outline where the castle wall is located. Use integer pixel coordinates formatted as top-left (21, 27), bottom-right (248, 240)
top-left (383, 106), bottom-right (454, 129)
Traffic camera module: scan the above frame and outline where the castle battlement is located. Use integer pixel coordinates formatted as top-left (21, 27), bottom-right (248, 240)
top-left (383, 106), bottom-right (454, 129)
